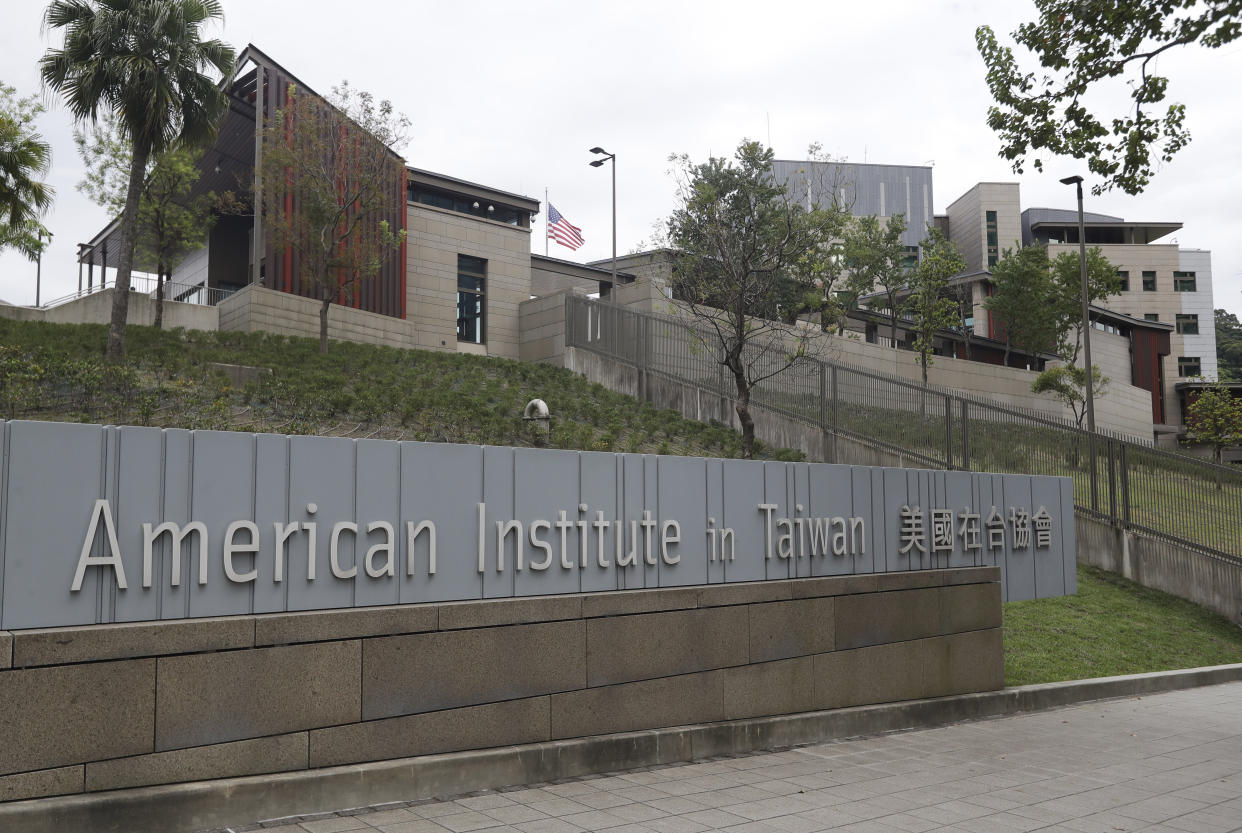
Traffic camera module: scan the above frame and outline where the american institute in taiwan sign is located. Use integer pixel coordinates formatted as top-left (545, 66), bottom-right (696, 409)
top-left (0, 421), bottom-right (1076, 630)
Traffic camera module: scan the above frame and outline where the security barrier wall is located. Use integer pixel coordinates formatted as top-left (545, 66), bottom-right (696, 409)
top-left (0, 566), bottom-right (1001, 804)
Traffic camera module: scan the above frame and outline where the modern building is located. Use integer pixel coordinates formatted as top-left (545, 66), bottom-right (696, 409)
top-left (773, 159), bottom-right (933, 250)
top-left (938, 180), bottom-right (1218, 432)
top-left (71, 45), bottom-right (626, 362)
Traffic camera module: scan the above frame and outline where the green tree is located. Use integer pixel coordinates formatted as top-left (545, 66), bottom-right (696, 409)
top-left (73, 110), bottom-right (132, 215)
top-left (0, 83), bottom-right (53, 260)
top-left (75, 113), bottom-right (214, 328)
top-left (844, 213), bottom-right (908, 348)
top-left (904, 227), bottom-right (965, 388)
top-left (138, 148), bottom-right (215, 329)
top-left (1215, 308), bottom-right (1242, 382)
top-left (664, 140), bottom-right (849, 458)
top-left (1185, 381), bottom-right (1242, 474)
top-left (984, 246), bottom-right (1059, 364)
top-left (41, 0), bottom-right (234, 361)
top-left (976, 0), bottom-right (1241, 195)
top-left (260, 82), bottom-right (408, 353)
top-left (985, 245), bottom-right (1119, 365)
top-left (1049, 248), bottom-right (1122, 364)
top-left (1032, 364), bottom-right (1111, 430)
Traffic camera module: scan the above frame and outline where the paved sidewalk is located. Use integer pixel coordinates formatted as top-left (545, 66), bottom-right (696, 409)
top-left (238, 682), bottom-right (1242, 833)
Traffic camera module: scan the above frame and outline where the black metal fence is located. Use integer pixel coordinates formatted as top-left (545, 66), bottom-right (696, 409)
top-left (566, 295), bottom-right (1242, 562)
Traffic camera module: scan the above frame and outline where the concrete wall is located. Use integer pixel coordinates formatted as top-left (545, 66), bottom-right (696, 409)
top-left (406, 203), bottom-right (532, 359)
top-left (569, 287), bottom-right (1155, 440)
top-left (827, 332), bottom-right (1153, 439)
top-left (1076, 514), bottom-right (1242, 624)
top-left (0, 288), bottom-right (218, 331)
top-left (519, 291), bottom-right (576, 364)
top-left (946, 183), bottom-right (1022, 273)
top-left (218, 284), bottom-right (421, 349)
top-left (0, 567), bottom-right (1002, 804)
top-left (594, 257), bottom-right (1155, 439)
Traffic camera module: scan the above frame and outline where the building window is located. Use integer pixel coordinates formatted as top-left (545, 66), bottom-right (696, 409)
top-left (1116, 270), bottom-right (1129, 292)
top-left (1141, 271), bottom-right (1156, 291)
top-left (1173, 271), bottom-right (1197, 292)
top-left (1177, 357), bottom-right (1201, 377)
top-left (985, 210), bottom-right (998, 268)
top-left (1175, 314), bottom-right (1199, 335)
top-left (1143, 313), bottom-right (1159, 322)
top-left (457, 255), bottom-right (486, 344)
top-left (901, 246), bottom-right (919, 271)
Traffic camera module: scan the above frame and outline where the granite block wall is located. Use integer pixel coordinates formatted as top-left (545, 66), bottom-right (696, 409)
top-left (0, 567), bottom-right (1002, 803)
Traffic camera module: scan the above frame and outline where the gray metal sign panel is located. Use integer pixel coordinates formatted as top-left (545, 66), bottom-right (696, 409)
top-left (0, 420), bottom-right (1077, 630)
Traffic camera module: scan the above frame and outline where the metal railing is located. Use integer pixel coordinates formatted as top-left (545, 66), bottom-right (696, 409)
top-left (40, 274), bottom-right (233, 310)
top-left (566, 295), bottom-right (1242, 562)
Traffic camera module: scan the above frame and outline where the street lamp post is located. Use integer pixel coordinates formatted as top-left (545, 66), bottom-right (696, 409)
top-left (1060, 174), bottom-right (1097, 508)
top-left (35, 228), bottom-right (52, 307)
top-left (589, 147), bottom-right (616, 287)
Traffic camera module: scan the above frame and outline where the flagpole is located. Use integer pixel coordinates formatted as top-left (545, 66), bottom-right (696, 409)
top-left (544, 187), bottom-right (549, 257)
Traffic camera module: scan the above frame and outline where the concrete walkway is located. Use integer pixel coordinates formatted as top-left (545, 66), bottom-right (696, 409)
top-left (234, 682), bottom-right (1242, 833)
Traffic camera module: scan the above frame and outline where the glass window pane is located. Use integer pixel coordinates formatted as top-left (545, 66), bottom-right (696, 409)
top-left (458, 255), bottom-right (486, 275)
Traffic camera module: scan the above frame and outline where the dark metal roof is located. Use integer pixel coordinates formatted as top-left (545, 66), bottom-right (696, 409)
top-left (532, 254), bottom-right (635, 283)
top-left (408, 168), bottom-right (539, 212)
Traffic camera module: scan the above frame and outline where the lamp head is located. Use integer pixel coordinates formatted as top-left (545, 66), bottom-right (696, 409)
top-left (1059, 175), bottom-right (1084, 185)
top-left (589, 146), bottom-right (607, 154)
top-left (589, 159), bottom-right (605, 167)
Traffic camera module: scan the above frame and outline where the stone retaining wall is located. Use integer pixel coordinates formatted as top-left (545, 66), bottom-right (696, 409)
top-left (1076, 514), bottom-right (1242, 624)
top-left (0, 567), bottom-right (1001, 804)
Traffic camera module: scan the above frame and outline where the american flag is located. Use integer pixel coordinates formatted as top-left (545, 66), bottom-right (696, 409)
top-left (547, 203), bottom-right (585, 251)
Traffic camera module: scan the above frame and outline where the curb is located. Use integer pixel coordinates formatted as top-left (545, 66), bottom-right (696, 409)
top-left (5, 663), bottom-right (1242, 833)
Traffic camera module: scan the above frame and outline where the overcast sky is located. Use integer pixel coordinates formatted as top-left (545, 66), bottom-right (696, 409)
top-left (3, 0), bottom-right (1240, 316)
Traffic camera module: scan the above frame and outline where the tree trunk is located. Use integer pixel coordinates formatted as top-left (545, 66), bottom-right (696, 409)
top-left (735, 389), bottom-right (755, 459)
top-left (729, 361), bottom-right (755, 459)
top-left (889, 313), bottom-right (898, 350)
top-left (154, 262), bottom-right (165, 330)
top-left (107, 143), bottom-right (150, 362)
top-left (920, 354), bottom-right (929, 419)
top-left (319, 295), bottom-right (331, 353)
top-left (1003, 337), bottom-right (1011, 366)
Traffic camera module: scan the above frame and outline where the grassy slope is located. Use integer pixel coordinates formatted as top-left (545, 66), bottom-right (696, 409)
top-left (0, 318), bottom-right (801, 459)
top-left (1004, 563), bottom-right (1242, 686)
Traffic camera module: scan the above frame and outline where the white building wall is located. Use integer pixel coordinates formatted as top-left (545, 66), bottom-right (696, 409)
top-left (1177, 249), bottom-right (1217, 382)
top-left (169, 245), bottom-right (209, 288)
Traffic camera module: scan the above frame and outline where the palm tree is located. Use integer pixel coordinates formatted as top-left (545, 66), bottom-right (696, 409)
top-left (0, 83), bottom-right (54, 258)
top-left (41, 0), bottom-right (234, 361)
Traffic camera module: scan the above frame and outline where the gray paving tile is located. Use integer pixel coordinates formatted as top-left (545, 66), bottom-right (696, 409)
top-left (228, 683), bottom-right (1242, 833)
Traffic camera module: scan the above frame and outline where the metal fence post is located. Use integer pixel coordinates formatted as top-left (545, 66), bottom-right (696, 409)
top-left (818, 362), bottom-right (827, 429)
top-left (830, 365), bottom-right (839, 462)
top-left (943, 393), bottom-right (954, 470)
top-left (1107, 438), bottom-right (1117, 521)
top-left (1118, 443), bottom-right (1131, 529)
top-left (818, 362), bottom-right (829, 462)
top-left (959, 398), bottom-right (970, 472)
top-left (1088, 431), bottom-right (1099, 513)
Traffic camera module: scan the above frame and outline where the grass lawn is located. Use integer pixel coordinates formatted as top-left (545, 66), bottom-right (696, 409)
top-left (1003, 563), bottom-right (1242, 686)
top-left (0, 318), bottom-right (803, 460)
